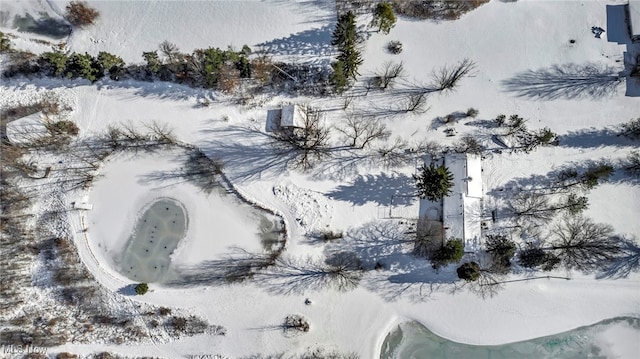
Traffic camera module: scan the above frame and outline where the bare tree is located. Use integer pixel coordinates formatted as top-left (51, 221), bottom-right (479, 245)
top-left (551, 215), bottom-right (620, 272)
top-left (510, 192), bottom-right (588, 222)
top-left (404, 92), bottom-right (429, 113)
top-left (453, 134), bottom-right (483, 154)
top-left (432, 58), bottom-right (476, 92)
top-left (270, 105), bottom-right (331, 170)
top-left (624, 151), bottom-right (640, 177)
top-left (414, 218), bottom-right (443, 258)
top-left (217, 63), bottom-right (241, 93)
top-left (337, 116), bottom-right (390, 149)
top-left (373, 137), bottom-right (412, 168)
top-left (373, 61), bottom-right (404, 90)
top-left (159, 40), bottom-right (181, 63)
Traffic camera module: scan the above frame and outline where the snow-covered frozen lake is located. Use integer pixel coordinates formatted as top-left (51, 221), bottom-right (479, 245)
top-left (117, 197), bottom-right (187, 283)
top-left (381, 317), bottom-right (640, 359)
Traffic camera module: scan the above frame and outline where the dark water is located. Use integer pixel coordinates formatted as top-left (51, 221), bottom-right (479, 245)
top-left (381, 317), bottom-right (640, 359)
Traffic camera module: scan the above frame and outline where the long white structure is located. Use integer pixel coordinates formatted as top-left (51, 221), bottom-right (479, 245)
top-left (442, 153), bottom-right (483, 251)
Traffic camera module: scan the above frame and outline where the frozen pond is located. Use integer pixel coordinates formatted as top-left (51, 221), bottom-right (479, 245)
top-left (117, 198), bottom-right (187, 283)
top-left (381, 317), bottom-right (640, 359)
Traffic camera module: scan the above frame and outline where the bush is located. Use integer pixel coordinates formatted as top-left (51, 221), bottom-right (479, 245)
top-left (1, 31), bottom-right (13, 53)
top-left (284, 314), bottom-right (310, 333)
top-left (135, 283), bottom-right (148, 295)
top-left (620, 118), bottom-right (640, 140)
top-left (320, 230), bottom-right (344, 241)
top-left (457, 262), bottom-right (481, 281)
top-left (387, 40), bottom-right (403, 54)
top-left (517, 247), bottom-right (559, 271)
top-left (431, 238), bottom-right (464, 268)
top-left (46, 120), bottom-right (80, 137)
top-left (466, 107), bottom-right (479, 118)
top-left (65, 1), bottom-right (100, 27)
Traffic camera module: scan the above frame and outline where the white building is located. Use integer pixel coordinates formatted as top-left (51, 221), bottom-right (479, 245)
top-left (442, 153), bottom-right (483, 251)
top-left (418, 153), bottom-right (483, 252)
top-left (265, 104), bottom-right (305, 132)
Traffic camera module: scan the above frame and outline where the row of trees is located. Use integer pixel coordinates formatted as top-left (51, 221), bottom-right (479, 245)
top-left (6, 43), bottom-right (259, 92)
top-left (457, 214), bottom-right (624, 283)
top-left (331, 11), bottom-right (363, 93)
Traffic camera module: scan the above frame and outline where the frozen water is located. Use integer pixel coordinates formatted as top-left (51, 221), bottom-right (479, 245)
top-left (117, 198), bottom-right (187, 283)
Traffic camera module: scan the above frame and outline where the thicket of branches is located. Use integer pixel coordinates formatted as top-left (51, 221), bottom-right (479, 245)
top-left (65, 1), bottom-right (100, 27)
top-left (269, 105), bottom-right (331, 170)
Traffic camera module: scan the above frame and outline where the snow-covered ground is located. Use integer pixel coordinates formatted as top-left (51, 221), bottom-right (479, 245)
top-left (2, 0), bottom-right (640, 358)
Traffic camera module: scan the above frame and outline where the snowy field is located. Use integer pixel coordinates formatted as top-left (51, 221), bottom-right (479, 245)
top-left (1, 0), bottom-right (640, 358)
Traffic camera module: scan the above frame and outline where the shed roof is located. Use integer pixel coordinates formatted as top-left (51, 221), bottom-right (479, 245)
top-left (280, 104), bottom-right (305, 128)
top-left (630, 0), bottom-right (640, 37)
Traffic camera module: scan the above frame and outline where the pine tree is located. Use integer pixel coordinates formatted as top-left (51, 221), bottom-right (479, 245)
top-left (142, 51), bottom-right (161, 74)
top-left (414, 162), bottom-right (454, 201)
top-left (331, 11), bottom-right (362, 82)
top-left (370, 2), bottom-right (396, 34)
top-left (330, 60), bottom-right (348, 93)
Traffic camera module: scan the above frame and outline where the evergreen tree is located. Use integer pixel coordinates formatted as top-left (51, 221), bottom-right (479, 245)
top-left (331, 11), bottom-right (362, 82)
top-left (457, 262), bottom-right (481, 281)
top-left (97, 51), bottom-right (124, 79)
top-left (414, 162), bottom-right (454, 201)
top-left (370, 2), bottom-right (396, 34)
top-left (431, 238), bottom-right (464, 269)
top-left (330, 60), bottom-right (348, 93)
top-left (135, 283), bottom-right (148, 295)
top-left (143, 51), bottom-right (161, 75)
top-left (40, 51), bottom-right (68, 77)
top-left (68, 52), bottom-right (101, 82)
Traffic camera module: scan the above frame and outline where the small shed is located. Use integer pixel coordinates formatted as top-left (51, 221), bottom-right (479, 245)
top-left (265, 104), bottom-right (306, 132)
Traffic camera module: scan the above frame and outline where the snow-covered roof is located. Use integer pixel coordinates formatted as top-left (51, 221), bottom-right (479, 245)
top-left (442, 153), bottom-right (483, 250)
top-left (265, 105), bottom-right (305, 132)
top-left (280, 104), bottom-right (305, 128)
top-left (630, 0), bottom-right (640, 38)
top-left (5, 111), bottom-right (48, 145)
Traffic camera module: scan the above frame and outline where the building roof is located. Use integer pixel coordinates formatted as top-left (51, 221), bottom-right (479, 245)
top-left (280, 104), bottom-right (305, 128)
top-left (265, 104), bottom-right (305, 132)
top-left (630, 0), bottom-right (640, 37)
top-left (441, 153), bottom-right (483, 251)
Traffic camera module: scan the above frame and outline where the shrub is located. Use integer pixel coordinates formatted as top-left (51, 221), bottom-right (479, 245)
top-left (97, 51), bottom-right (125, 79)
top-left (431, 238), bottom-right (464, 268)
top-left (284, 314), bottom-right (310, 333)
top-left (620, 118), bottom-right (640, 140)
top-left (1, 31), bottom-right (12, 52)
top-left (387, 40), bottom-right (403, 54)
top-left (65, 1), bottom-right (99, 27)
top-left (517, 247), bottom-right (559, 271)
top-left (40, 51), bottom-right (69, 77)
top-left (457, 262), bottom-right (481, 281)
top-left (466, 107), bottom-right (479, 118)
top-left (46, 120), bottom-right (79, 137)
top-left (321, 230), bottom-right (344, 241)
top-left (135, 283), bottom-right (148, 295)
top-left (67, 52), bottom-right (101, 82)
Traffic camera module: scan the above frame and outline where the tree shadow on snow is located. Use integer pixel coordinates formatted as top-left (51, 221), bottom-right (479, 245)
top-left (257, 25), bottom-right (335, 62)
top-left (597, 236), bottom-right (640, 279)
top-left (558, 127), bottom-right (637, 149)
top-left (502, 63), bottom-right (624, 100)
top-left (327, 173), bottom-right (417, 206)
